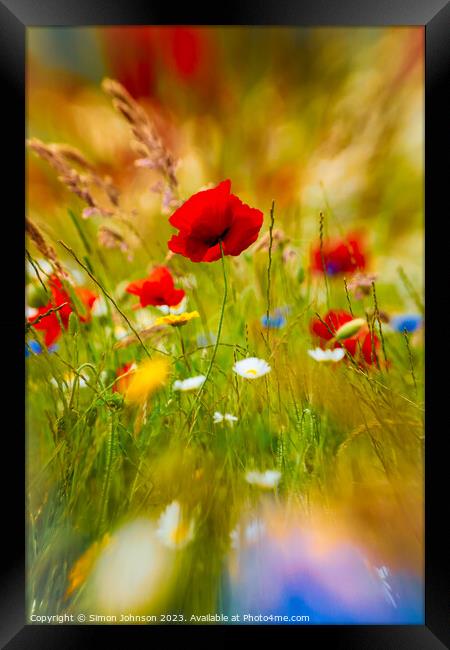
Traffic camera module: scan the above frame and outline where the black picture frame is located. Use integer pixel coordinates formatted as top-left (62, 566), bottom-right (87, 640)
top-left (2, 1), bottom-right (448, 647)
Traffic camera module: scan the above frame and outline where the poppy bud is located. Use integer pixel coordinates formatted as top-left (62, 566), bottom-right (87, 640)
top-left (334, 318), bottom-right (366, 340)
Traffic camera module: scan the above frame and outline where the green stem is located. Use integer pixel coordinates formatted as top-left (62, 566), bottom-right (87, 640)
top-left (371, 281), bottom-right (389, 369)
top-left (68, 332), bottom-right (79, 411)
top-left (265, 200), bottom-right (275, 350)
top-left (403, 329), bottom-right (418, 396)
top-left (187, 243), bottom-right (228, 431)
top-left (397, 266), bottom-right (424, 315)
top-left (343, 278), bottom-right (354, 317)
top-left (98, 414), bottom-right (116, 534)
top-left (177, 327), bottom-right (191, 372)
top-left (319, 212), bottom-right (330, 310)
top-left (68, 209), bottom-right (92, 255)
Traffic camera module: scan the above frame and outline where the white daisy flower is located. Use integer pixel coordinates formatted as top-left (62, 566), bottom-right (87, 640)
top-left (233, 357), bottom-right (271, 379)
top-left (213, 412), bottom-right (238, 425)
top-left (173, 375), bottom-right (206, 392)
top-left (245, 469), bottom-right (281, 489)
top-left (307, 347), bottom-right (345, 362)
top-left (156, 501), bottom-right (195, 550)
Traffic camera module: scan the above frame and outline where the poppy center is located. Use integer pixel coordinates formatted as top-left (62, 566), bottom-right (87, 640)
top-left (206, 228), bottom-right (230, 247)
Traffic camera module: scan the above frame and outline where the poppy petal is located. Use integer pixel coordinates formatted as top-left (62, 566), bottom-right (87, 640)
top-left (222, 194), bottom-right (264, 256)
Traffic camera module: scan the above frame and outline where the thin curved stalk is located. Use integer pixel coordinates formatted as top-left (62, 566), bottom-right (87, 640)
top-left (187, 243), bottom-right (228, 432)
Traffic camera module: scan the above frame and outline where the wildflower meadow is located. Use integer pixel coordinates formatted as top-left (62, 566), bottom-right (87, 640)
top-left (26, 27), bottom-right (424, 624)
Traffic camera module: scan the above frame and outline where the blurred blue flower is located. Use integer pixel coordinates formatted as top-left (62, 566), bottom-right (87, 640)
top-left (26, 340), bottom-right (42, 356)
top-left (227, 521), bottom-right (423, 624)
top-left (261, 308), bottom-right (288, 329)
top-left (25, 341), bottom-right (58, 357)
top-left (390, 314), bottom-right (422, 333)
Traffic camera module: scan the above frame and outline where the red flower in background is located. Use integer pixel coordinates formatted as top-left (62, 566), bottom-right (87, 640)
top-left (126, 266), bottom-right (185, 308)
top-left (28, 276), bottom-right (97, 347)
top-left (162, 28), bottom-right (206, 80)
top-left (311, 235), bottom-right (366, 276)
top-left (168, 180), bottom-right (264, 263)
top-left (30, 303), bottom-right (69, 348)
top-left (101, 27), bottom-right (214, 99)
top-left (311, 309), bottom-right (379, 366)
top-left (74, 288), bottom-right (98, 312)
top-left (101, 27), bottom-right (156, 99)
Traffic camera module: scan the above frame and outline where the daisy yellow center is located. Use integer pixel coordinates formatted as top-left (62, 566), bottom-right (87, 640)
top-left (170, 522), bottom-right (190, 545)
top-left (246, 368), bottom-right (258, 375)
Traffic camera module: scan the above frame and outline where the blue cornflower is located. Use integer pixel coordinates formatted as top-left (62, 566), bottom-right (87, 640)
top-left (261, 310), bottom-right (286, 329)
top-left (26, 340), bottom-right (43, 356)
top-left (390, 314), bottom-right (423, 334)
top-left (25, 341), bottom-right (58, 356)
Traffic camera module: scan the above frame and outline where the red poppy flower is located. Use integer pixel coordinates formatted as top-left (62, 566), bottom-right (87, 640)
top-left (30, 304), bottom-right (67, 347)
top-left (168, 180), bottom-right (264, 263)
top-left (311, 235), bottom-right (366, 275)
top-left (126, 266), bottom-right (185, 308)
top-left (311, 309), bottom-right (379, 366)
top-left (28, 276), bottom-right (97, 347)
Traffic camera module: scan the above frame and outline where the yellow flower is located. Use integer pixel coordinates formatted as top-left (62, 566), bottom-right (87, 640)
top-left (124, 357), bottom-right (169, 404)
top-left (154, 311), bottom-right (200, 327)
